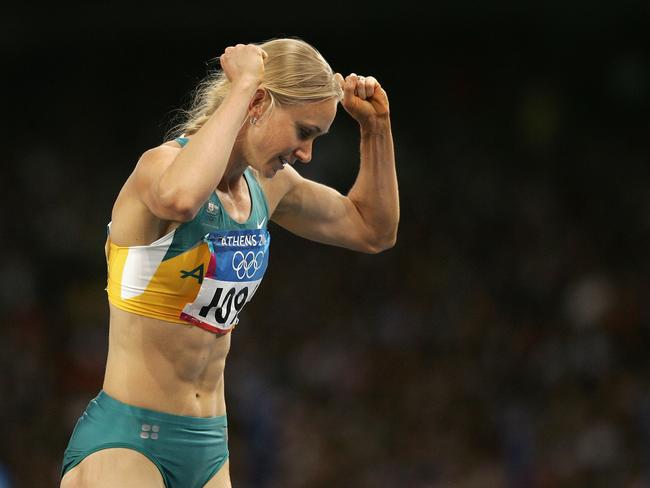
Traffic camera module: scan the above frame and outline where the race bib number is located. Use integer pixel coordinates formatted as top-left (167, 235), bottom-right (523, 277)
top-left (181, 229), bottom-right (269, 333)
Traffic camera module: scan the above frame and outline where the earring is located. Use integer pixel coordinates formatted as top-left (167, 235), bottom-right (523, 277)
top-left (250, 116), bottom-right (257, 125)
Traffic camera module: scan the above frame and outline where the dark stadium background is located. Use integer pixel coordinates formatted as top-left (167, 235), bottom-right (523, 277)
top-left (2, 2), bottom-right (649, 487)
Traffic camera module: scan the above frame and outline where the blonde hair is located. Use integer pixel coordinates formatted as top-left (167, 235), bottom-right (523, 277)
top-left (172, 37), bottom-right (342, 137)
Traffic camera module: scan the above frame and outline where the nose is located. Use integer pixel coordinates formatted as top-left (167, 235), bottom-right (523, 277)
top-left (294, 140), bottom-right (313, 164)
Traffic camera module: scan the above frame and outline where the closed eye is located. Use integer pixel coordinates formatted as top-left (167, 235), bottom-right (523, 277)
top-left (296, 123), bottom-right (327, 140)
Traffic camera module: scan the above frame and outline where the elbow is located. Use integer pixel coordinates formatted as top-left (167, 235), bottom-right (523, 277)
top-left (362, 229), bottom-right (398, 254)
top-left (384, 233), bottom-right (398, 251)
top-left (156, 185), bottom-right (202, 222)
top-left (170, 201), bottom-right (201, 223)
top-left (362, 214), bottom-right (399, 254)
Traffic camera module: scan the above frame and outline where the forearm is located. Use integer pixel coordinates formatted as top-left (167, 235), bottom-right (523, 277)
top-left (347, 117), bottom-right (399, 249)
top-left (157, 81), bottom-right (258, 212)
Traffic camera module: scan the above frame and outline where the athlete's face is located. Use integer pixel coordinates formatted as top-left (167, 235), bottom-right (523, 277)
top-left (247, 98), bottom-right (338, 178)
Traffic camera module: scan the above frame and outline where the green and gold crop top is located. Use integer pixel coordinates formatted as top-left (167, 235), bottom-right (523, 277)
top-left (105, 137), bottom-right (270, 334)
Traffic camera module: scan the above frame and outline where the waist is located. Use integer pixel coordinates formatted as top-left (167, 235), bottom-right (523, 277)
top-left (103, 305), bottom-right (231, 417)
top-left (92, 390), bottom-right (228, 427)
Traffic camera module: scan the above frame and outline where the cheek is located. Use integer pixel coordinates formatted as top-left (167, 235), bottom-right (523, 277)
top-left (262, 132), bottom-right (293, 157)
top-left (247, 135), bottom-right (282, 171)
top-left (248, 130), bottom-right (271, 161)
top-left (260, 133), bottom-right (278, 152)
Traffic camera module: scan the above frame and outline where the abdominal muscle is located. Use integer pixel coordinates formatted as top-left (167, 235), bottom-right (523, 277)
top-left (102, 304), bottom-right (231, 418)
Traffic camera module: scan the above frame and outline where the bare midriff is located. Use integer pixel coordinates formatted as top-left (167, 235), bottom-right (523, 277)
top-left (102, 304), bottom-right (231, 418)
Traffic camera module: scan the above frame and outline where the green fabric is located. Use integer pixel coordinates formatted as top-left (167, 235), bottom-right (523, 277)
top-left (162, 136), bottom-right (270, 261)
top-left (61, 391), bottom-right (229, 488)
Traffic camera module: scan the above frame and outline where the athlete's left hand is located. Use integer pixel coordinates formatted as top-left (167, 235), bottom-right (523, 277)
top-left (336, 73), bottom-right (390, 128)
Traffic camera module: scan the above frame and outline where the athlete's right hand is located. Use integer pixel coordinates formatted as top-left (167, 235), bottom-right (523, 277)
top-left (219, 44), bottom-right (268, 87)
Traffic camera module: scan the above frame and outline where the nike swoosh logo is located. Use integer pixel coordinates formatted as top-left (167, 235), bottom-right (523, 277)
top-left (257, 218), bottom-right (266, 229)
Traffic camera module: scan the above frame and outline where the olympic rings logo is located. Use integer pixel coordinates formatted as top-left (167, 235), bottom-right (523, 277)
top-left (232, 251), bottom-right (265, 279)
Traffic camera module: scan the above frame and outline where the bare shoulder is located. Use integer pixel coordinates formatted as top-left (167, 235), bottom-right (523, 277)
top-left (136, 142), bottom-right (180, 171)
top-left (248, 165), bottom-right (302, 217)
top-left (110, 142), bottom-right (182, 246)
top-left (123, 143), bottom-right (182, 200)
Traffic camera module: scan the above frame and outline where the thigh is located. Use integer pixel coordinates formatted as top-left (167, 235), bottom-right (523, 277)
top-left (60, 448), bottom-right (165, 488)
top-left (203, 459), bottom-right (231, 488)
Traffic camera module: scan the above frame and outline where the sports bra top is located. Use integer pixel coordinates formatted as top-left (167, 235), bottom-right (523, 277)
top-left (105, 136), bottom-right (270, 334)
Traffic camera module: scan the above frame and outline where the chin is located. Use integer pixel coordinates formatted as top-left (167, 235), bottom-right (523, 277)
top-left (262, 165), bottom-right (281, 178)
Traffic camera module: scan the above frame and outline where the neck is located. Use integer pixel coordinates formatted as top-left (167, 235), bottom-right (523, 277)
top-left (217, 153), bottom-right (249, 193)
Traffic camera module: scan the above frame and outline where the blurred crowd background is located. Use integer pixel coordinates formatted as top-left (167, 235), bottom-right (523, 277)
top-left (2, 2), bottom-right (649, 487)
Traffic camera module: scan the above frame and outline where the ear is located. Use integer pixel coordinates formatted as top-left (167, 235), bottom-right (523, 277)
top-left (248, 88), bottom-right (267, 116)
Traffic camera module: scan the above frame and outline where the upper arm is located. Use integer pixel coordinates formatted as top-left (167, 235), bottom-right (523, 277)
top-left (265, 166), bottom-right (380, 253)
top-left (132, 145), bottom-right (198, 222)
